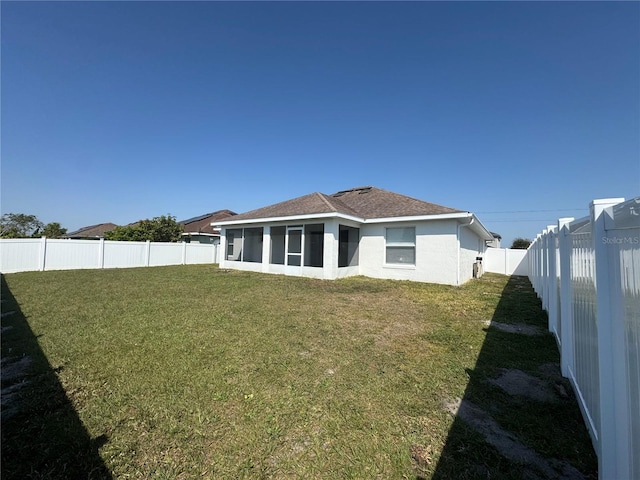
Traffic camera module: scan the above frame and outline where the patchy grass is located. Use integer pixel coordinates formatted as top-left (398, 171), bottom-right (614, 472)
top-left (1, 267), bottom-right (596, 479)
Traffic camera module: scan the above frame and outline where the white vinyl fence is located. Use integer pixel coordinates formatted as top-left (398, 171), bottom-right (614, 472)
top-left (0, 238), bottom-right (220, 274)
top-left (483, 247), bottom-right (528, 276)
top-left (528, 197), bottom-right (639, 480)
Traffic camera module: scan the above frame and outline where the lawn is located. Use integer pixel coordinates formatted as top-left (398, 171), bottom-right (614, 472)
top-left (1, 266), bottom-right (596, 479)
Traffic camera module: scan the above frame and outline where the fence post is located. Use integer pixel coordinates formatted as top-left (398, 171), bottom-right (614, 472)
top-left (558, 217), bottom-right (574, 379)
top-left (38, 236), bottom-right (47, 271)
top-left (547, 226), bottom-right (558, 334)
top-left (530, 239), bottom-right (536, 293)
top-left (503, 248), bottom-right (508, 275)
top-left (544, 230), bottom-right (548, 312)
top-left (592, 198), bottom-right (627, 480)
top-left (98, 238), bottom-right (105, 269)
top-left (531, 239), bottom-right (535, 292)
top-left (182, 242), bottom-right (187, 265)
top-left (145, 241), bottom-right (151, 267)
top-left (535, 234), bottom-right (542, 295)
top-left (530, 237), bottom-right (538, 295)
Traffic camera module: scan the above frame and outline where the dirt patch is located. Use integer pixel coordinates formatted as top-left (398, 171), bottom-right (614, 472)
top-left (375, 321), bottom-right (424, 347)
top-left (484, 320), bottom-right (546, 336)
top-left (489, 368), bottom-right (558, 403)
top-left (444, 398), bottom-right (586, 480)
top-left (410, 444), bottom-right (433, 468)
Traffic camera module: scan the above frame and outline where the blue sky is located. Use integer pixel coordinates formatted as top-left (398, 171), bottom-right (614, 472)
top-left (2, 1), bottom-right (638, 246)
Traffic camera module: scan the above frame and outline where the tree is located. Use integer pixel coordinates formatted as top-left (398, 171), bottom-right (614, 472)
top-left (41, 222), bottom-right (68, 239)
top-left (511, 237), bottom-right (532, 249)
top-left (104, 215), bottom-right (183, 242)
top-left (0, 213), bottom-right (44, 238)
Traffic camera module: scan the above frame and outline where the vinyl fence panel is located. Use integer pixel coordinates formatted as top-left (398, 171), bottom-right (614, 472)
top-left (570, 222), bottom-right (600, 443)
top-left (483, 248), bottom-right (528, 276)
top-left (185, 243), bottom-right (218, 264)
top-left (529, 197), bottom-right (639, 480)
top-left (0, 238), bottom-right (42, 273)
top-left (43, 239), bottom-right (101, 271)
top-left (103, 240), bottom-right (148, 269)
top-left (0, 238), bottom-right (218, 273)
top-left (148, 242), bottom-right (183, 267)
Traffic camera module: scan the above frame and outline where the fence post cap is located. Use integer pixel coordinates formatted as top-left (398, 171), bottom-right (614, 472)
top-left (590, 197), bottom-right (625, 206)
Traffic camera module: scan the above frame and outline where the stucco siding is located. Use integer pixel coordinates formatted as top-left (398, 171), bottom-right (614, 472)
top-left (358, 220), bottom-right (459, 285)
top-left (459, 223), bottom-right (485, 284)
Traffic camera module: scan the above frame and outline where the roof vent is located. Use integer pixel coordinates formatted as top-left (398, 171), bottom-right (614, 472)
top-left (332, 186), bottom-right (373, 197)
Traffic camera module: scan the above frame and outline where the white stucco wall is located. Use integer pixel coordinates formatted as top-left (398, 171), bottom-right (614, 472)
top-left (459, 223), bottom-right (485, 284)
top-left (357, 220), bottom-right (460, 285)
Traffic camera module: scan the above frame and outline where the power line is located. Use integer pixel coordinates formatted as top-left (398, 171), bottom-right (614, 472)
top-left (476, 208), bottom-right (585, 214)
top-left (486, 219), bottom-right (566, 223)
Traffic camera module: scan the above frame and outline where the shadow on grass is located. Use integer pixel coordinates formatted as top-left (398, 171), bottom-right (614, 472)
top-left (1, 275), bottom-right (112, 479)
top-left (429, 275), bottom-right (597, 480)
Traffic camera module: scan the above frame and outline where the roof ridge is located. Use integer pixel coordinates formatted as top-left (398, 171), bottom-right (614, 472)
top-left (316, 192), bottom-right (339, 212)
top-left (375, 187), bottom-right (465, 212)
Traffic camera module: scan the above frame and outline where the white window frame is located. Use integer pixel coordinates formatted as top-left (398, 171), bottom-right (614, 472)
top-left (385, 226), bottom-right (416, 267)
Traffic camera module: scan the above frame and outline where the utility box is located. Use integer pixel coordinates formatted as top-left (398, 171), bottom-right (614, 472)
top-left (473, 260), bottom-right (483, 279)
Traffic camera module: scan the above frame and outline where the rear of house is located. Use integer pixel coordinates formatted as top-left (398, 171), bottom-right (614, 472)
top-left (216, 187), bottom-right (492, 286)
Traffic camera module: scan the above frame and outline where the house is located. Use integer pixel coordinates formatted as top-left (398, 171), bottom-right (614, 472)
top-left (64, 223), bottom-right (118, 240)
top-left (487, 232), bottom-right (502, 248)
top-left (180, 210), bottom-right (236, 244)
top-left (214, 187), bottom-right (493, 286)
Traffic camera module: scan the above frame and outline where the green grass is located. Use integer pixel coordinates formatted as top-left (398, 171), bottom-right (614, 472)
top-left (1, 266), bottom-right (596, 479)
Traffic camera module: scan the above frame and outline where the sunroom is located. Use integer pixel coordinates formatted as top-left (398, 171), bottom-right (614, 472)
top-left (220, 218), bottom-right (360, 280)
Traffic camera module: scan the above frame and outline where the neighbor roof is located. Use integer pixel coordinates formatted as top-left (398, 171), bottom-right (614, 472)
top-left (180, 209), bottom-right (236, 234)
top-left (226, 187), bottom-right (464, 223)
top-left (65, 223), bottom-right (118, 238)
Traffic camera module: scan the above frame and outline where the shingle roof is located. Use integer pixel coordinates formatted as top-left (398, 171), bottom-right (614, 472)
top-left (180, 210), bottom-right (236, 234)
top-left (226, 193), bottom-right (356, 221)
top-left (65, 223), bottom-right (118, 238)
top-left (332, 186), bottom-right (463, 218)
top-left (227, 187), bottom-right (463, 222)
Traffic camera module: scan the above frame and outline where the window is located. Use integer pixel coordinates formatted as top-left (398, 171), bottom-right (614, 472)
top-left (226, 228), bottom-right (263, 263)
top-left (386, 227), bottom-right (415, 265)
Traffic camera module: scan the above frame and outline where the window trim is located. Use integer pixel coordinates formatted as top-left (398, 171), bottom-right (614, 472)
top-left (385, 226), bottom-right (416, 267)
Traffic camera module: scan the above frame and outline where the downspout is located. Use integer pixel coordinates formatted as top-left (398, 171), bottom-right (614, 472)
top-left (456, 215), bottom-right (474, 286)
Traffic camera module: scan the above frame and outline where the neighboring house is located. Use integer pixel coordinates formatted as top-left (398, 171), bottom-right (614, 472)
top-left (64, 223), bottom-right (118, 240)
top-left (214, 186), bottom-right (493, 286)
top-left (180, 210), bottom-right (236, 244)
top-left (487, 232), bottom-right (502, 248)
